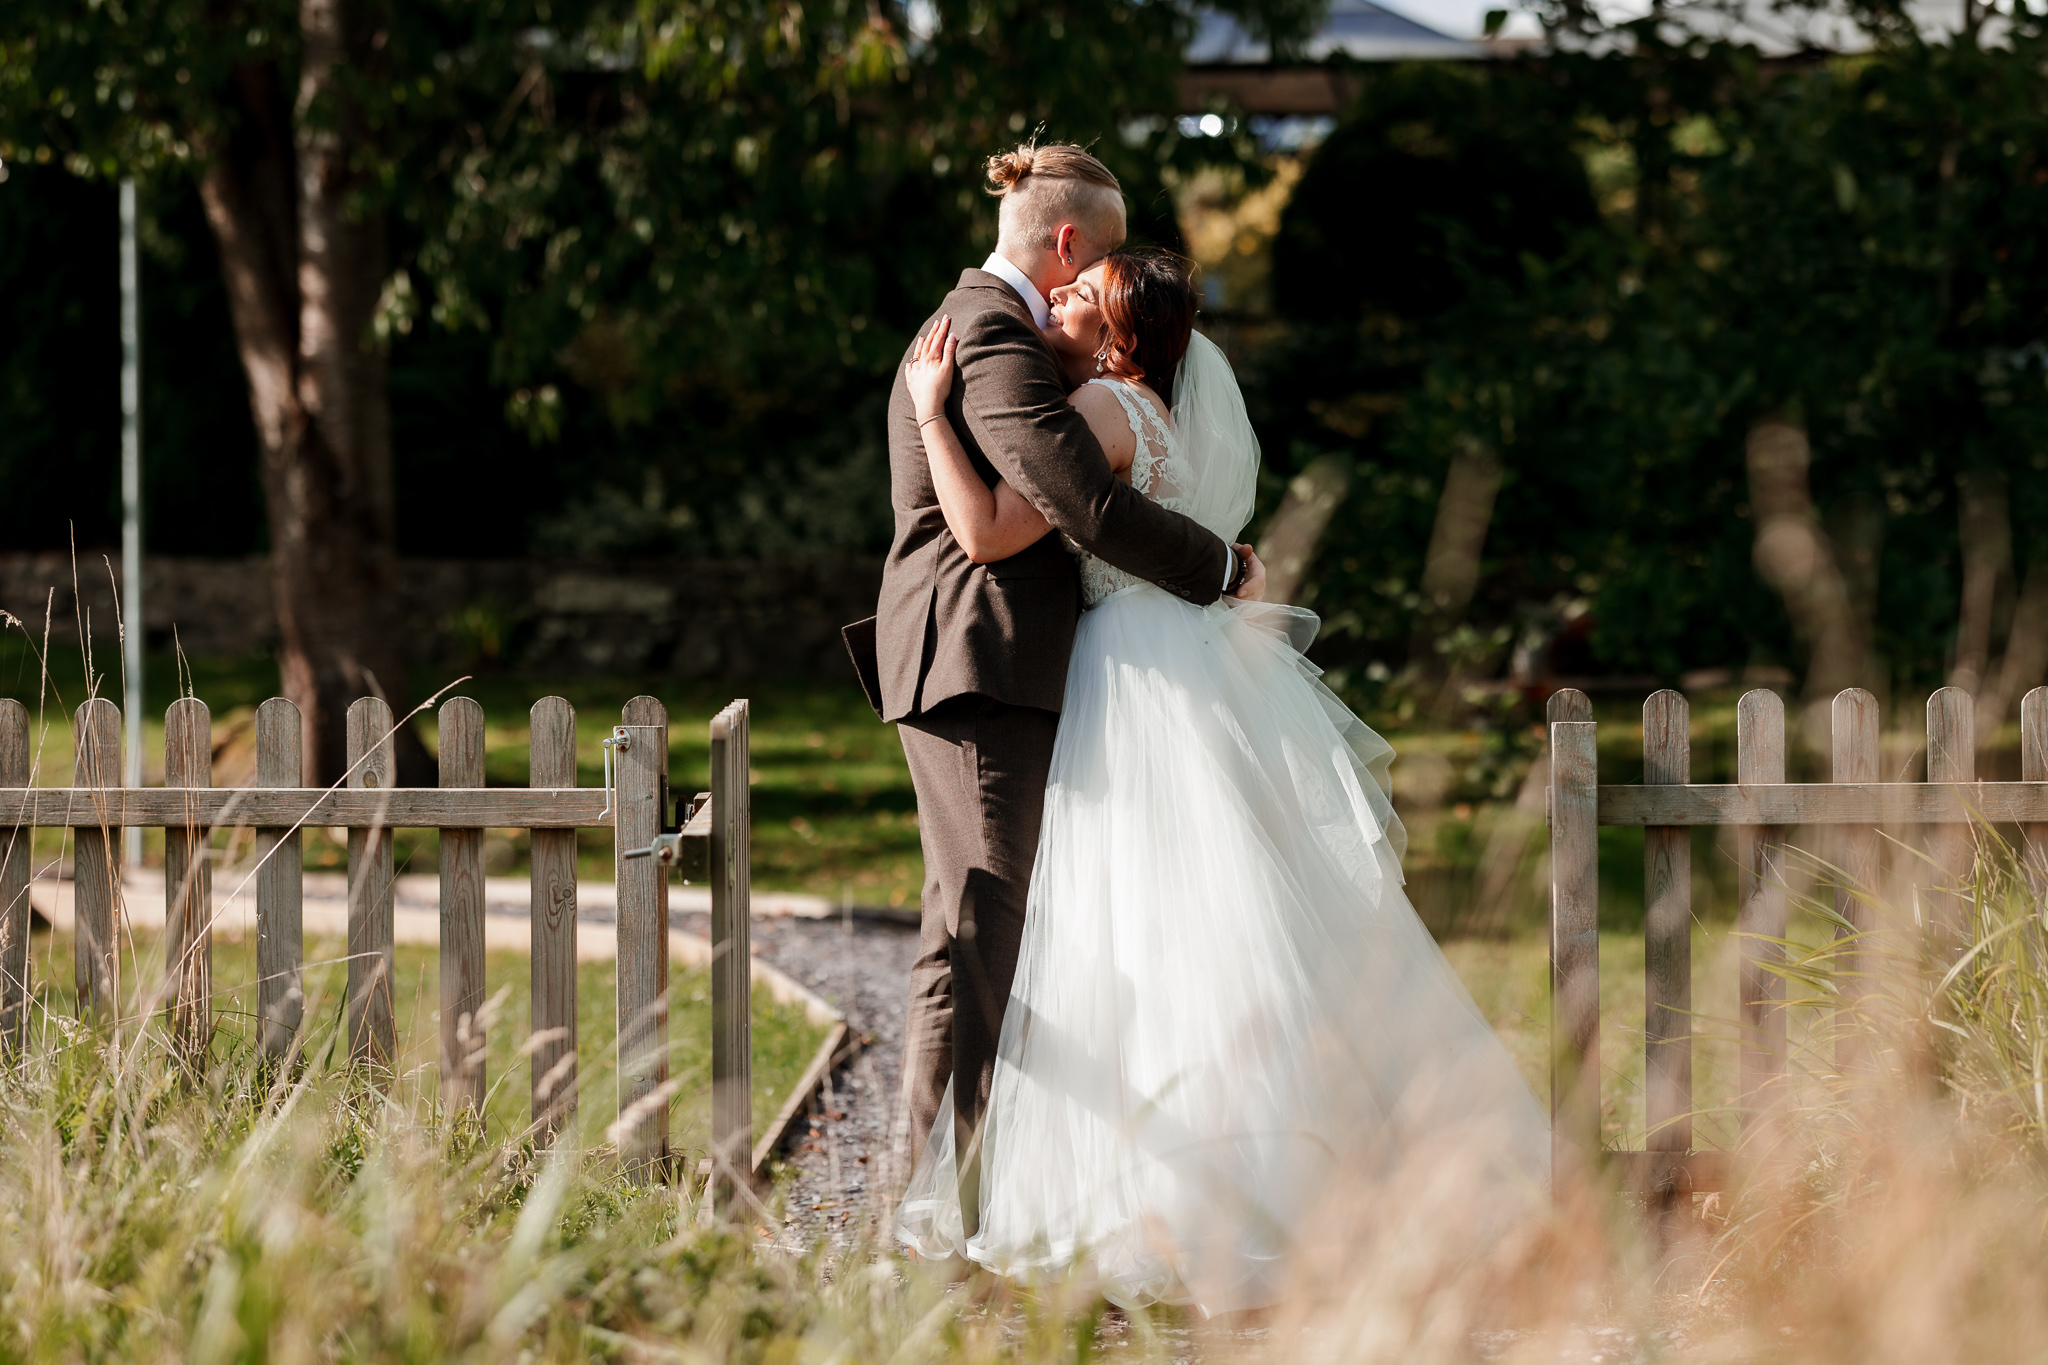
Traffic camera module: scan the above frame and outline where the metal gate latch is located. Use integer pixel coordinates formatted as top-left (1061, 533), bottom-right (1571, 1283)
top-left (599, 726), bottom-right (630, 819)
top-left (623, 833), bottom-right (685, 864)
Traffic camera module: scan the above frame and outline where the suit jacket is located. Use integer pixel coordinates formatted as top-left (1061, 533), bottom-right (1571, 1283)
top-left (854, 268), bottom-right (1229, 723)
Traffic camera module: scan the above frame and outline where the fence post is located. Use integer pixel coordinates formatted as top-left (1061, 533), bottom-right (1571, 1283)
top-left (73, 698), bottom-right (122, 1020)
top-left (439, 697), bottom-right (487, 1113)
top-left (1642, 690), bottom-right (1691, 1168)
top-left (1927, 686), bottom-right (1976, 946)
top-left (163, 698), bottom-right (213, 1058)
top-left (530, 696), bottom-right (579, 1141)
top-left (255, 698), bottom-right (304, 1057)
top-left (1832, 688), bottom-right (1880, 1071)
top-left (0, 699), bottom-right (28, 1054)
top-left (615, 695), bottom-right (670, 1179)
top-left (1547, 688), bottom-right (1598, 1177)
top-left (2024, 687), bottom-right (2048, 905)
top-left (710, 700), bottom-right (754, 1214)
top-left (346, 698), bottom-right (397, 1067)
top-left (1737, 688), bottom-right (1788, 1132)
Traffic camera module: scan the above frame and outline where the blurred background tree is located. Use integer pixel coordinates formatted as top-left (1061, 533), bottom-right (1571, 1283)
top-left (1242, 13), bottom-right (2048, 742)
top-left (0, 0), bottom-right (1313, 776)
top-left (5, 0), bottom-right (2048, 760)
top-left (404, 0), bottom-right (1318, 562)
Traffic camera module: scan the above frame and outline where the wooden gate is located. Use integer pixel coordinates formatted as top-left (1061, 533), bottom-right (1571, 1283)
top-left (0, 692), bottom-right (755, 1209)
top-left (1546, 682), bottom-right (2048, 1194)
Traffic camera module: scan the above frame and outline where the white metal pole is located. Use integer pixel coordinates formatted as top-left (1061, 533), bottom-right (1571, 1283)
top-left (120, 178), bottom-right (144, 866)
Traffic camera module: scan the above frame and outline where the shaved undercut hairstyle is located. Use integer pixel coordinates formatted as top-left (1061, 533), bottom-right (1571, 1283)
top-left (985, 140), bottom-right (1126, 254)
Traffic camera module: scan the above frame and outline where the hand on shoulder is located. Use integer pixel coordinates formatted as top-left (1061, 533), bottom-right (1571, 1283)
top-left (907, 315), bottom-right (959, 422)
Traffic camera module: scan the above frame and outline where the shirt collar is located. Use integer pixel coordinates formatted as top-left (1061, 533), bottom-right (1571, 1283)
top-left (981, 252), bottom-right (1051, 330)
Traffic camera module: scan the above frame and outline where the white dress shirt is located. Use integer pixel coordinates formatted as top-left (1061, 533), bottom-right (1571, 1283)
top-left (981, 252), bottom-right (1051, 329)
top-left (976, 253), bottom-right (1238, 594)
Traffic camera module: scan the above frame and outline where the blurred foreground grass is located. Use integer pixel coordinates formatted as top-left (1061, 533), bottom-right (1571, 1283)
top-left (0, 835), bottom-right (2038, 1359)
top-left (1451, 923), bottom-right (1766, 1154)
top-left (10, 637), bottom-right (2048, 1359)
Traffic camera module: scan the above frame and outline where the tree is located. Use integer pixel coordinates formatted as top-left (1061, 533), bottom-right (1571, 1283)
top-left (1, 0), bottom-right (460, 779)
top-left (3, 0), bottom-right (1319, 778)
top-left (1257, 21), bottom-right (2048, 726)
top-left (404, 0), bottom-right (1323, 561)
top-left (1260, 60), bottom-right (1604, 702)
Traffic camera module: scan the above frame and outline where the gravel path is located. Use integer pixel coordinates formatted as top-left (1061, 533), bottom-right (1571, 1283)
top-left (671, 905), bottom-right (920, 1249)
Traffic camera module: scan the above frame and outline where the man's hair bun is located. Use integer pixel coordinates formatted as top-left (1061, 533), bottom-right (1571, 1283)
top-left (982, 140), bottom-right (1119, 200)
top-left (985, 147), bottom-right (1035, 193)
top-left (980, 141), bottom-right (1123, 249)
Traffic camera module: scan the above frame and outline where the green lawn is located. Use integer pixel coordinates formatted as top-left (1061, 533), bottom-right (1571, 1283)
top-left (0, 640), bottom-right (925, 908)
top-left (1450, 902), bottom-right (1852, 1154)
top-left (8, 637), bottom-right (1868, 1188)
top-left (1449, 926), bottom-right (1740, 1154)
top-left (24, 922), bottom-right (1790, 1166)
top-left (25, 928), bottom-right (833, 1157)
top-left (14, 640), bottom-right (2020, 936)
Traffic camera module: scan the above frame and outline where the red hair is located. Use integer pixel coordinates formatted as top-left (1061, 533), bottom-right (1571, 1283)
top-left (1099, 250), bottom-right (1198, 404)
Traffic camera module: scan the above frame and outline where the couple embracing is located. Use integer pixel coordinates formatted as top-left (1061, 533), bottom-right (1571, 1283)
top-left (844, 142), bottom-right (1547, 1315)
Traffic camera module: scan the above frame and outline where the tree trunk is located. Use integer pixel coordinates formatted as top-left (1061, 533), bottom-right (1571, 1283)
top-left (1745, 416), bottom-right (1869, 751)
top-left (196, 3), bottom-right (424, 786)
top-left (1951, 467), bottom-right (2014, 696)
top-left (1408, 435), bottom-right (1503, 713)
top-left (1984, 566), bottom-right (2048, 747)
top-left (1256, 453), bottom-right (1351, 607)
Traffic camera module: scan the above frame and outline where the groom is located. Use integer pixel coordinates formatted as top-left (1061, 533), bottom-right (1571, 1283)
top-left (844, 141), bottom-right (1263, 1232)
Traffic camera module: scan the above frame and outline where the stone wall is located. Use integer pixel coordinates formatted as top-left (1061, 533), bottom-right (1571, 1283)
top-left (0, 552), bottom-right (883, 681)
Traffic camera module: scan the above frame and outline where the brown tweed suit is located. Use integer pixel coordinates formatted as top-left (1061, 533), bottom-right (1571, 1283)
top-left (845, 268), bottom-right (1229, 1232)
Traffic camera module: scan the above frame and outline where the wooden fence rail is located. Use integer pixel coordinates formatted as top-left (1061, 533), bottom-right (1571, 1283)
top-left (1547, 682), bottom-right (2048, 1198)
top-left (0, 692), bottom-right (755, 1212)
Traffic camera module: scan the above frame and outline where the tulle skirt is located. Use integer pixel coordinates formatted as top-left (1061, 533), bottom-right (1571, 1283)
top-left (895, 585), bottom-right (1549, 1313)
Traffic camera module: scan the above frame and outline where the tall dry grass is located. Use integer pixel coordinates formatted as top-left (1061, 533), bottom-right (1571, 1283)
top-left (0, 984), bottom-right (1184, 1363)
top-left (20, 833), bottom-right (2048, 1362)
top-left (1258, 824), bottom-right (2048, 1365)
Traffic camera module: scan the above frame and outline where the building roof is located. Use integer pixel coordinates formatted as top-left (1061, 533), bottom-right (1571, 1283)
top-left (1187, 0), bottom-right (1483, 63)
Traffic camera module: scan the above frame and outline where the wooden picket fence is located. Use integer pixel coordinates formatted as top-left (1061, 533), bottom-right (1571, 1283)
top-left (0, 691), bottom-right (756, 1206)
top-left (1545, 682), bottom-right (2048, 1197)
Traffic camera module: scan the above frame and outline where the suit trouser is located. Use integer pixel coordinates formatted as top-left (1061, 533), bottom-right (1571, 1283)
top-left (896, 694), bottom-right (1058, 1236)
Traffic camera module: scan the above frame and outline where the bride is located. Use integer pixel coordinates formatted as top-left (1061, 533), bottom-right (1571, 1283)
top-left (893, 248), bottom-right (1549, 1314)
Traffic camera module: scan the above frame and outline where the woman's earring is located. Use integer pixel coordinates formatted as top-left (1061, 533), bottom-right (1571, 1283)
top-left (1094, 348), bottom-right (1107, 375)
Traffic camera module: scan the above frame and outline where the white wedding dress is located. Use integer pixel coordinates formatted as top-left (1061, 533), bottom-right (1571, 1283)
top-left (895, 335), bottom-right (1549, 1313)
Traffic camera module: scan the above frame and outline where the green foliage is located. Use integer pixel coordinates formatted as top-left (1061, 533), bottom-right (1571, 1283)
top-left (405, 0), bottom-right (1312, 557)
top-left (1258, 61), bottom-right (1620, 687)
top-left (1265, 27), bottom-right (2048, 699)
top-left (0, 0), bottom-right (1320, 559)
top-left (1273, 62), bottom-right (1598, 324)
top-left (0, 0), bottom-right (293, 180)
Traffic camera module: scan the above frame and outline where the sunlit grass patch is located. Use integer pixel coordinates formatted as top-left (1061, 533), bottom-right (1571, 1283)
top-left (0, 642), bottom-right (929, 907)
top-left (25, 928), bottom-right (830, 1156)
top-left (0, 956), bottom-right (1148, 1361)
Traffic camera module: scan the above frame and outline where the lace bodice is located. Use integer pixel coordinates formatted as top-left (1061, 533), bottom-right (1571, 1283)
top-left (1070, 378), bottom-right (1196, 607)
